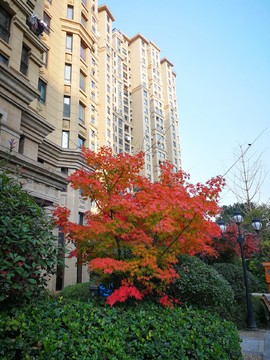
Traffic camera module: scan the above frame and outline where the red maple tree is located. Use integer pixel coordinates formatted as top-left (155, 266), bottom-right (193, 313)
top-left (53, 147), bottom-right (225, 306)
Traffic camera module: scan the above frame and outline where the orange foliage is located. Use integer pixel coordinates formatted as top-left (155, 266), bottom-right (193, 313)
top-left (53, 147), bottom-right (225, 306)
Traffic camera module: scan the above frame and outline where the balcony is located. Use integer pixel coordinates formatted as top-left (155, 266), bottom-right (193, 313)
top-left (0, 24), bottom-right (10, 43)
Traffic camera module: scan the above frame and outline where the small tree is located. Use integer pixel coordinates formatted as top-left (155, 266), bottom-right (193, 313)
top-left (225, 145), bottom-right (267, 213)
top-left (0, 141), bottom-right (66, 309)
top-left (53, 147), bottom-right (225, 306)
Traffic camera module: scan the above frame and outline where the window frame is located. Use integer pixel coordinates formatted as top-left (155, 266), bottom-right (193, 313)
top-left (38, 78), bottom-right (46, 104)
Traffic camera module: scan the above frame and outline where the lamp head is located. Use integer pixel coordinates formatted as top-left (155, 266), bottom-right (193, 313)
top-left (233, 209), bottom-right (243, 225)
top-left (218, 219), bottom-right (227, 234)
top-left (252, 216), bottom-right (262, 233)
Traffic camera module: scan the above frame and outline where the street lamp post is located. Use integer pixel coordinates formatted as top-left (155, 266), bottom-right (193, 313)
top-left (218, 209), bottom-right (262, 331)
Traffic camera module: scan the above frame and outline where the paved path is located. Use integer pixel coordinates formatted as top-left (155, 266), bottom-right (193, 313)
top-left (239, 330), bottom-right (270, 360)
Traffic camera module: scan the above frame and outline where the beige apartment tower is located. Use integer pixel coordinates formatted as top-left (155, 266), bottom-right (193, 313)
top-left (0, 0), bottom-right (181, 291)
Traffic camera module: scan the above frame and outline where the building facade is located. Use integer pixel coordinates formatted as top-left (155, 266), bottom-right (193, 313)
top-left (0, 0), bottom-right (181, 291)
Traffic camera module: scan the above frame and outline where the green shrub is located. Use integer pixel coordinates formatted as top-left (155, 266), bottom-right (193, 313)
top-left (173, 255), bottom-right (234, 310)
top-left (59, 282), bottom-right (94, 302)
top-left (0, 155), bottom-right (66, 311)
top-left (245, 255), bottom-right (267, 285)
top-left (213, 263), bottom-right (268, 302)
top-left (0, 298), bottom-right (243, 360)
top-left (216, 296), bottom-right (267, 330)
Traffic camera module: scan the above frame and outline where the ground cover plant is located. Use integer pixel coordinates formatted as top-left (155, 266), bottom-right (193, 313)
top-left (0, 297), bottom-right (243, 360)
top-left (54, 146), bottom-right (225, 307)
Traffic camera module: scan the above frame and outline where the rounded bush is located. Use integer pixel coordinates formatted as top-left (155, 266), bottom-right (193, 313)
top-left (173, 254), bottom-right (234, 309)
top-left (0, 299), bottom-right (242, 359)
top-left (59, 282), bottom-right (93, 302)
top-left (213, 263), bottom-right (268, 301)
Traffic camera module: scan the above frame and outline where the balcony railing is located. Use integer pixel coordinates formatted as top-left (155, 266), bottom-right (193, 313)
top-left (0, 25), bottom-right (10, 44)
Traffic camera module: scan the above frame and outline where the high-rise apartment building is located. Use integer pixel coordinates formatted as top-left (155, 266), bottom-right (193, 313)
top-left (0, 0), bottom-right (181, 291)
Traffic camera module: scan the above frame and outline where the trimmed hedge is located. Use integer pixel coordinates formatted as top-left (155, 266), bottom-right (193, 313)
top-left (0, 298), bottom-right (243, 359)
top-left (213, 263), bottom-right (268, 301)
top-left (173, 255), bottom-right (234, 310)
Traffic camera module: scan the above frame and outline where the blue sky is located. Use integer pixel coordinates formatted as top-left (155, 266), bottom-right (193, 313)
top-left (106, 0), bottom-right (270, 206)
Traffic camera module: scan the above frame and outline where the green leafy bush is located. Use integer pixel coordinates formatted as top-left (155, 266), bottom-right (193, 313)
top-left (245, 255), bottom-right (267, 284)
top-left (216, 296), bottom-right (267, 330)
top-left (0, 156), bottom-right (66, 311)
top-left (213, 263), bottom-right (268, 301)
top-left (59, 282), bottom-right (94, 302)
top-left (0, 298), bottom-right (243, 359)
top-left (173, 255), bottom-right (234, 310)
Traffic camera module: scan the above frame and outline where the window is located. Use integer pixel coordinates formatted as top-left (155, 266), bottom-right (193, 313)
top-left (81, 13), bottom-right (87, 27)
top-left (107, 95), bottom-right (110, 103)
top-left (79, 72), bottom-right (85, 91)
top-left (66, 34), bottom-right (72, 52)
top-left (91, 142), bottom-right (95, 151)
top-left (107, 106), bottom-right (110, 114)
top-left (142, 49), bottom-right (145, 56)
top-left (43, 12), bottom-right (50, 35)
top-left (62, 131), bottom-right (69, 148)
top-left (147, 164), bottom-right (151, 171)
top-left (118, 119), bottom-right (122, 126)
top-left (63, 96), bottom-right (70, 118)
top-left (82, 0), bottom-right (86, 5)
top-left (107, 64), bottom-right (110, 71)
top-left (107, 85), bottom-right (110, 92)
top-left (38, 79), bottom-right (46, 104)
top-left (91, 92), bottom-right (95, 100)
top-left (0, 6), bottom-right (11, 43)
top-left (78, 136), bottom-right (84, 149)
top-left (79, 103), bottom-right (85, 124)
top-left (64, 64), bottom-right (71, 83)
top-left (20, 45), bottom-right (28, 76)
top-left (40, 51), bottom-right (48, 67)
top-left (91, 116), bottom-right (95, 124)
top-left (80, 41), bottom-right (86, 61)
top-left (0, 53), bottom-right (8, 66)
top-left (107, 118), bottom-right (110, 126)
top-left (91, 105), bottom-right (95, 112)
top-left (107, 25), bottom-right (110, 33)
top-left (145, 117), bottom-right (148, 123)
top-left (107, 129), bottom-right (110, 138)
top-left (91, 129), bottom-right (95, 137)
top-left (67, 5), bottom-right (74, 19)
